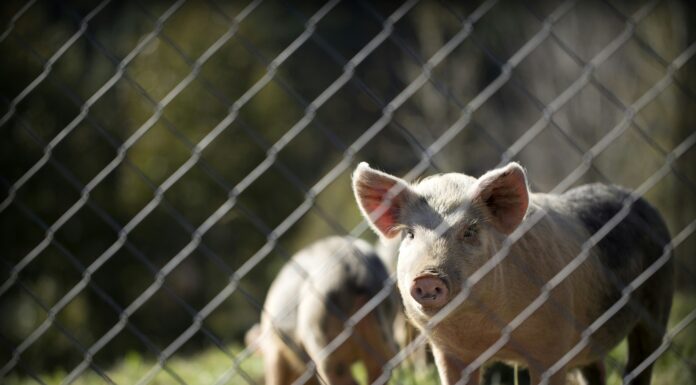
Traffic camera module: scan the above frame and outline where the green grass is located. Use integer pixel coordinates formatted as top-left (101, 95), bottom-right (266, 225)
top-left (5, 347), bottom-right (265, 385)
top-left (7, 293), bottom-right (695, 385)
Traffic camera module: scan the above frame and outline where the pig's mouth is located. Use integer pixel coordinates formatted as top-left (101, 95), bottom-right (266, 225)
top-left (409, 271), bottom-right (451, 311)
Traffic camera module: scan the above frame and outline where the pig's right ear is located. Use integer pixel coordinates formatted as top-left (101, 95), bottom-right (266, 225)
top-left (352, 162), bottom-right (413, 239)
top-left (471, 162), bottom-right (529, 234)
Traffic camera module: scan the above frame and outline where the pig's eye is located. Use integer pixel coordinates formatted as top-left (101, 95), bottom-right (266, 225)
top-left (460, 224), bottom-right (478, 240)
top-left (405, 228), bottom-right (415, 239)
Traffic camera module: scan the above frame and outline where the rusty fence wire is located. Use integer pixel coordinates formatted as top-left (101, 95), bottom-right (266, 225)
top-left (1, 0), bottom-right (695, 384)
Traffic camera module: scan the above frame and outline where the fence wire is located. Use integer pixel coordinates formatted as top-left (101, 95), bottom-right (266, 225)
top-left (1, 1), bottom-right (695, 385)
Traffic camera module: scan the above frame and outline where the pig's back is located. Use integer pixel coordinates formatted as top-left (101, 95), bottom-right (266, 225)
top-left (294, 236), bottom-right (389, 307)
top-left (561, 183), bottom-right (671, 277)
top-left (263, 236), bottom-right (389, 341)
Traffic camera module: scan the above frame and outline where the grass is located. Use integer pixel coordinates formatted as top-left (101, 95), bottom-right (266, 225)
top-left (6, 293), bottom-right (695, 385)
top-left (5, 347), bottom-right (265, 385)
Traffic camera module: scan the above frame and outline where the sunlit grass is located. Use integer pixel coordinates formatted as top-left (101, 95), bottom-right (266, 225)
top-left (5, 347), bottom-right (265, 385)
top-left (7, 294), bottom-right (694, 385)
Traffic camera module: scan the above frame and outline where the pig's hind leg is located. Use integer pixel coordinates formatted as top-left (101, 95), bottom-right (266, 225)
top-left (579, 360), bottom-right (605, 385)
top-left (623, 258), bottom-right (673, 385)
top-left (624, 319), bottom-right (666, 385)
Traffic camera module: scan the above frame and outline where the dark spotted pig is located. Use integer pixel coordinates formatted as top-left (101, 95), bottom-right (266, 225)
top-left (352, 162), bottom-right (673, 385)
top-left (248, 236), bottom-right (397, 385)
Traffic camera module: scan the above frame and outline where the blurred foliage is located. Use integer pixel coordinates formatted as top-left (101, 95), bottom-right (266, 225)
top-left (0, 0), bottom-right (694, 381)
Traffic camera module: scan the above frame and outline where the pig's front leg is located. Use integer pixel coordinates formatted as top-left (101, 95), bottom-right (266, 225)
top-left (528, 366), bottom-right (567, 385)
top-left (431, 346), bottom-right (479, 385)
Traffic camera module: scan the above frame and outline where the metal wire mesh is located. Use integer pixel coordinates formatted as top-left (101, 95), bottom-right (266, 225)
top-left (1, 0), bottom-right (695, 384)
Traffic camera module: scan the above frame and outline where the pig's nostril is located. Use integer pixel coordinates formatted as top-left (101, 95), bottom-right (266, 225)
top-left (411, 275), bottom-right (449, 308)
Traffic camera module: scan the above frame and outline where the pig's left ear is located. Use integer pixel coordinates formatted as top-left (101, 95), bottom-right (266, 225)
top-left (352, 162), bottom-right (414, 239)
top-left (472, 162), bottom-right (529, 234)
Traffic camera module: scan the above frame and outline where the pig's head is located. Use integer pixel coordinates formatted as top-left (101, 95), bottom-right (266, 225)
top-left (352, 162), bottom-right (529, 324)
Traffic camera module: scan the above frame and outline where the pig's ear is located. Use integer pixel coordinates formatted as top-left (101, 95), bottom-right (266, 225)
top-left (472, 162), bottom-right (529, 234)
top-left (352, 162), bottom-right (413, 239)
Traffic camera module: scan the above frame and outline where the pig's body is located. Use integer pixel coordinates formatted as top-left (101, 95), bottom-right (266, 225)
top-left (353, 163), bottom-right (673, 385)
top-left (252, 236), bottom-right (396, 385)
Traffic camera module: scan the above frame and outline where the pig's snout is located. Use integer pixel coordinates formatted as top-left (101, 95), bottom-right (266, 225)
top-left (410, 275), bottom-right (449, 308)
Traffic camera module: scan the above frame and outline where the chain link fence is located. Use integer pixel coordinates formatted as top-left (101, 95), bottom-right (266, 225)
top-left (1, 0), bottom-right (695, 384)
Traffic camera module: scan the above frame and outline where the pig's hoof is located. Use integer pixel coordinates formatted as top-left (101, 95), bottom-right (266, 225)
top-left (411, 275), bottom-right (449, 308)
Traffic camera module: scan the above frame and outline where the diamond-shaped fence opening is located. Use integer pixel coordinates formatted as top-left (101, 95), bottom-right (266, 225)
top-left (1, 1), bottom-right (695, 385)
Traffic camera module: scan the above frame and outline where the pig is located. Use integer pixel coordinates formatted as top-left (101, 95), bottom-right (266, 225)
top-left (352, 162), bottom-right (673, 385)
top-left (248, 236), bottom-right (397, 385)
